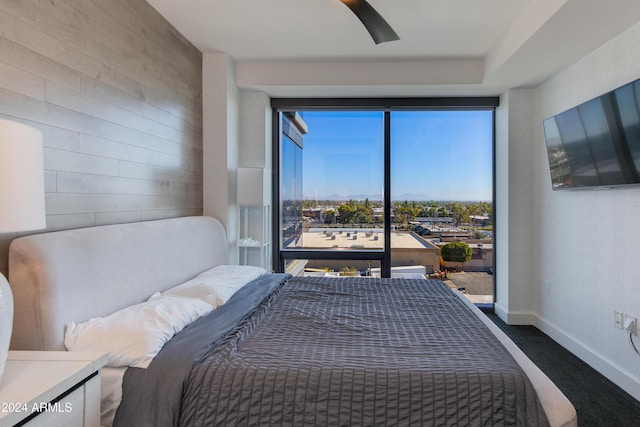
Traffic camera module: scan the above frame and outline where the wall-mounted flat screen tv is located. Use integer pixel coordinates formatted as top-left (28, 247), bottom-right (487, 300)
top-left (543, 78), bottom-right (640, 189)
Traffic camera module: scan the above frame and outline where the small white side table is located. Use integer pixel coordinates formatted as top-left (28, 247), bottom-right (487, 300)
top-left (0, 351), bottom-right (107, 427)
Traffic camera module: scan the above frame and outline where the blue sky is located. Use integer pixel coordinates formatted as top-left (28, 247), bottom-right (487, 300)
top-left (301, 110), bottom-right (493, 202)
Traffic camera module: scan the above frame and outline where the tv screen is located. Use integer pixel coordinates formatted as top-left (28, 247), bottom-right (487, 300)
top-left (543, 78), bottom-right (640, 189)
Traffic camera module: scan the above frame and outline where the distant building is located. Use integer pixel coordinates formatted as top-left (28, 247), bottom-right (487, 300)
top-left (302, 207), bottom-right (324, 220)
top-left (470, 214), bottom-right (491, 227)
top-left (287, 229), bottom-right (440, 275)
top-left (416, 216), bottom-right (454, 224)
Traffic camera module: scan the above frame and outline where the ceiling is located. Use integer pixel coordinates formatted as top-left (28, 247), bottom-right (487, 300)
top-left (146, 0), bottom-right (640, 97)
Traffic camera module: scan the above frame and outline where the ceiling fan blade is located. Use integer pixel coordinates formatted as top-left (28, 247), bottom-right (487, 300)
top-left (340, 0), bottom-right (399, 44)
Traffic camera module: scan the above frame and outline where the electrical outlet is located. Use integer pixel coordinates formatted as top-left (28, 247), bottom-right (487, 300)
top-left (614, 310), bottom-right (623, 329)
top-left (623, 314), bottom-right (637, 336)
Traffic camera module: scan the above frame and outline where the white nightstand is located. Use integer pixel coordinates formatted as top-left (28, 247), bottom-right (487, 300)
top-left (0, 351), bottom-right (108, 427)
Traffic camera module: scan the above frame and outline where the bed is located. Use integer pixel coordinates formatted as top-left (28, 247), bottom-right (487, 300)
top-left (7, 216), bottom-right (577, 427)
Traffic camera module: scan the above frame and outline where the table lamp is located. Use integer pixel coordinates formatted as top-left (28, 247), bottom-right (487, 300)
top-left (0, 119), bottom-right (45, 383)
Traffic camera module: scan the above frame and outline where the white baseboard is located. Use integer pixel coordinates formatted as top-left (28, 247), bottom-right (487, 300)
top-left (534, 314), bottom-right (640, 402)
top-left (496, 307), bottom-right (640, 401)
top-left (493, 302), bottom-right (508, 322)
top-left (494, 304), bottom-right (640, 400)
top-left (494, 303), bottom-right (537, 325)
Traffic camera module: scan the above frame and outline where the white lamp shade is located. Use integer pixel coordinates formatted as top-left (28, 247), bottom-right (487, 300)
top-left (0, 119), bottom-right (46, 233)
top-left (237, 168), bottom-right (270, 205)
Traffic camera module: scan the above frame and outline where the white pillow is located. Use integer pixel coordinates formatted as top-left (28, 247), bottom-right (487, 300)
top-left (162, 264), bottom-right (266, 307)
top-left (64, 295), bottom-right (213, 368)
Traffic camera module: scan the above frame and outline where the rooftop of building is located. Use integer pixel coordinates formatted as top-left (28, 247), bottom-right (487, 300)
top-left (290, 229), bottom-right (439, 250)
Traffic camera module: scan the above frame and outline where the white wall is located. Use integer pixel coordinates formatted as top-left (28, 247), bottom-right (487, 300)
top-left (526, 21), bottom-right (640, 400)
top-left (203, 61), bottom-right (272, 264)
top-left (239, 90), bottom-right (272, 169)
top-left (495, 88), bottom-right (538, 324)
top-left (203, 53), bottom-right (240, 262)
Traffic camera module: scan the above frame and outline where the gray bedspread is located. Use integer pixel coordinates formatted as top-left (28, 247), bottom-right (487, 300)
top-left (114, 273), bottom-right (290, 427)
top-left (179, 277), bottom-right (549, 426)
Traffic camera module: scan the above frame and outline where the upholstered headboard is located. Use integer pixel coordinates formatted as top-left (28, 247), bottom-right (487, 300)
top-left (8, 216), bottom-right (228, 351)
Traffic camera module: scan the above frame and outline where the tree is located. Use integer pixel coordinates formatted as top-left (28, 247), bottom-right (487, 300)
top-left (338, 202), bottom-right (356, 224)
top-left (394, 201), bottom-right (420, 225)
top-left (353, 210), bottom-right (369, 225)
top-left (440, 241), bottom-right (472, 270)
top-left (449, 202), bottom-right (469, 227)
top-left (467, 203), bottom-right (481, 234)
top-left (324, 209), bottom-right (336, 224)
top-left (355, 202), bottom-right (373, 224)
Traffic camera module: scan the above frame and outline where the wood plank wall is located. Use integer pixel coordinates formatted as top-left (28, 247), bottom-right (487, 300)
top-left (0, 0), bottom-right (203, 277)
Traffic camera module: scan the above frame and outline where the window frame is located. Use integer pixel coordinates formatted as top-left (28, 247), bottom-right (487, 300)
top-left (271, 97), bottom-right (499, 280)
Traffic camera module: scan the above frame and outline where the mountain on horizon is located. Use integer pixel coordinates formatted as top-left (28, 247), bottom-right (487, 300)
top-left (304, 193), bottom-right (435, 201)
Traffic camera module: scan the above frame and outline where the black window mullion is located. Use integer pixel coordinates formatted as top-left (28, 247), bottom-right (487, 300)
top-left (280, 250), bottom-right (385, 261)
top-left (383, 111), bottom-right (392, 278)
top-left (271, 110), bottom-right (283, 273)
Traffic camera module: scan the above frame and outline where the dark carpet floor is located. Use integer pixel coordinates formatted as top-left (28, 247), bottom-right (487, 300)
top-left (486, 313), bottom-right (640, 426)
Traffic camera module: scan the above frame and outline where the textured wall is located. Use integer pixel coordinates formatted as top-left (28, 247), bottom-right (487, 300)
top-left (0, 0), bottom-right (203, 276)
top-left (495, 88), bottom-right (537, 323)
top-left (533, 21), bottom-right (640, 400)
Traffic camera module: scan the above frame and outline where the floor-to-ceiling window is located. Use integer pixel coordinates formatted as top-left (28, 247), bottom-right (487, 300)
top-left (272, 98), bottom-right (497, 306)
top-left (390, 110), bottom-right (494, 307)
